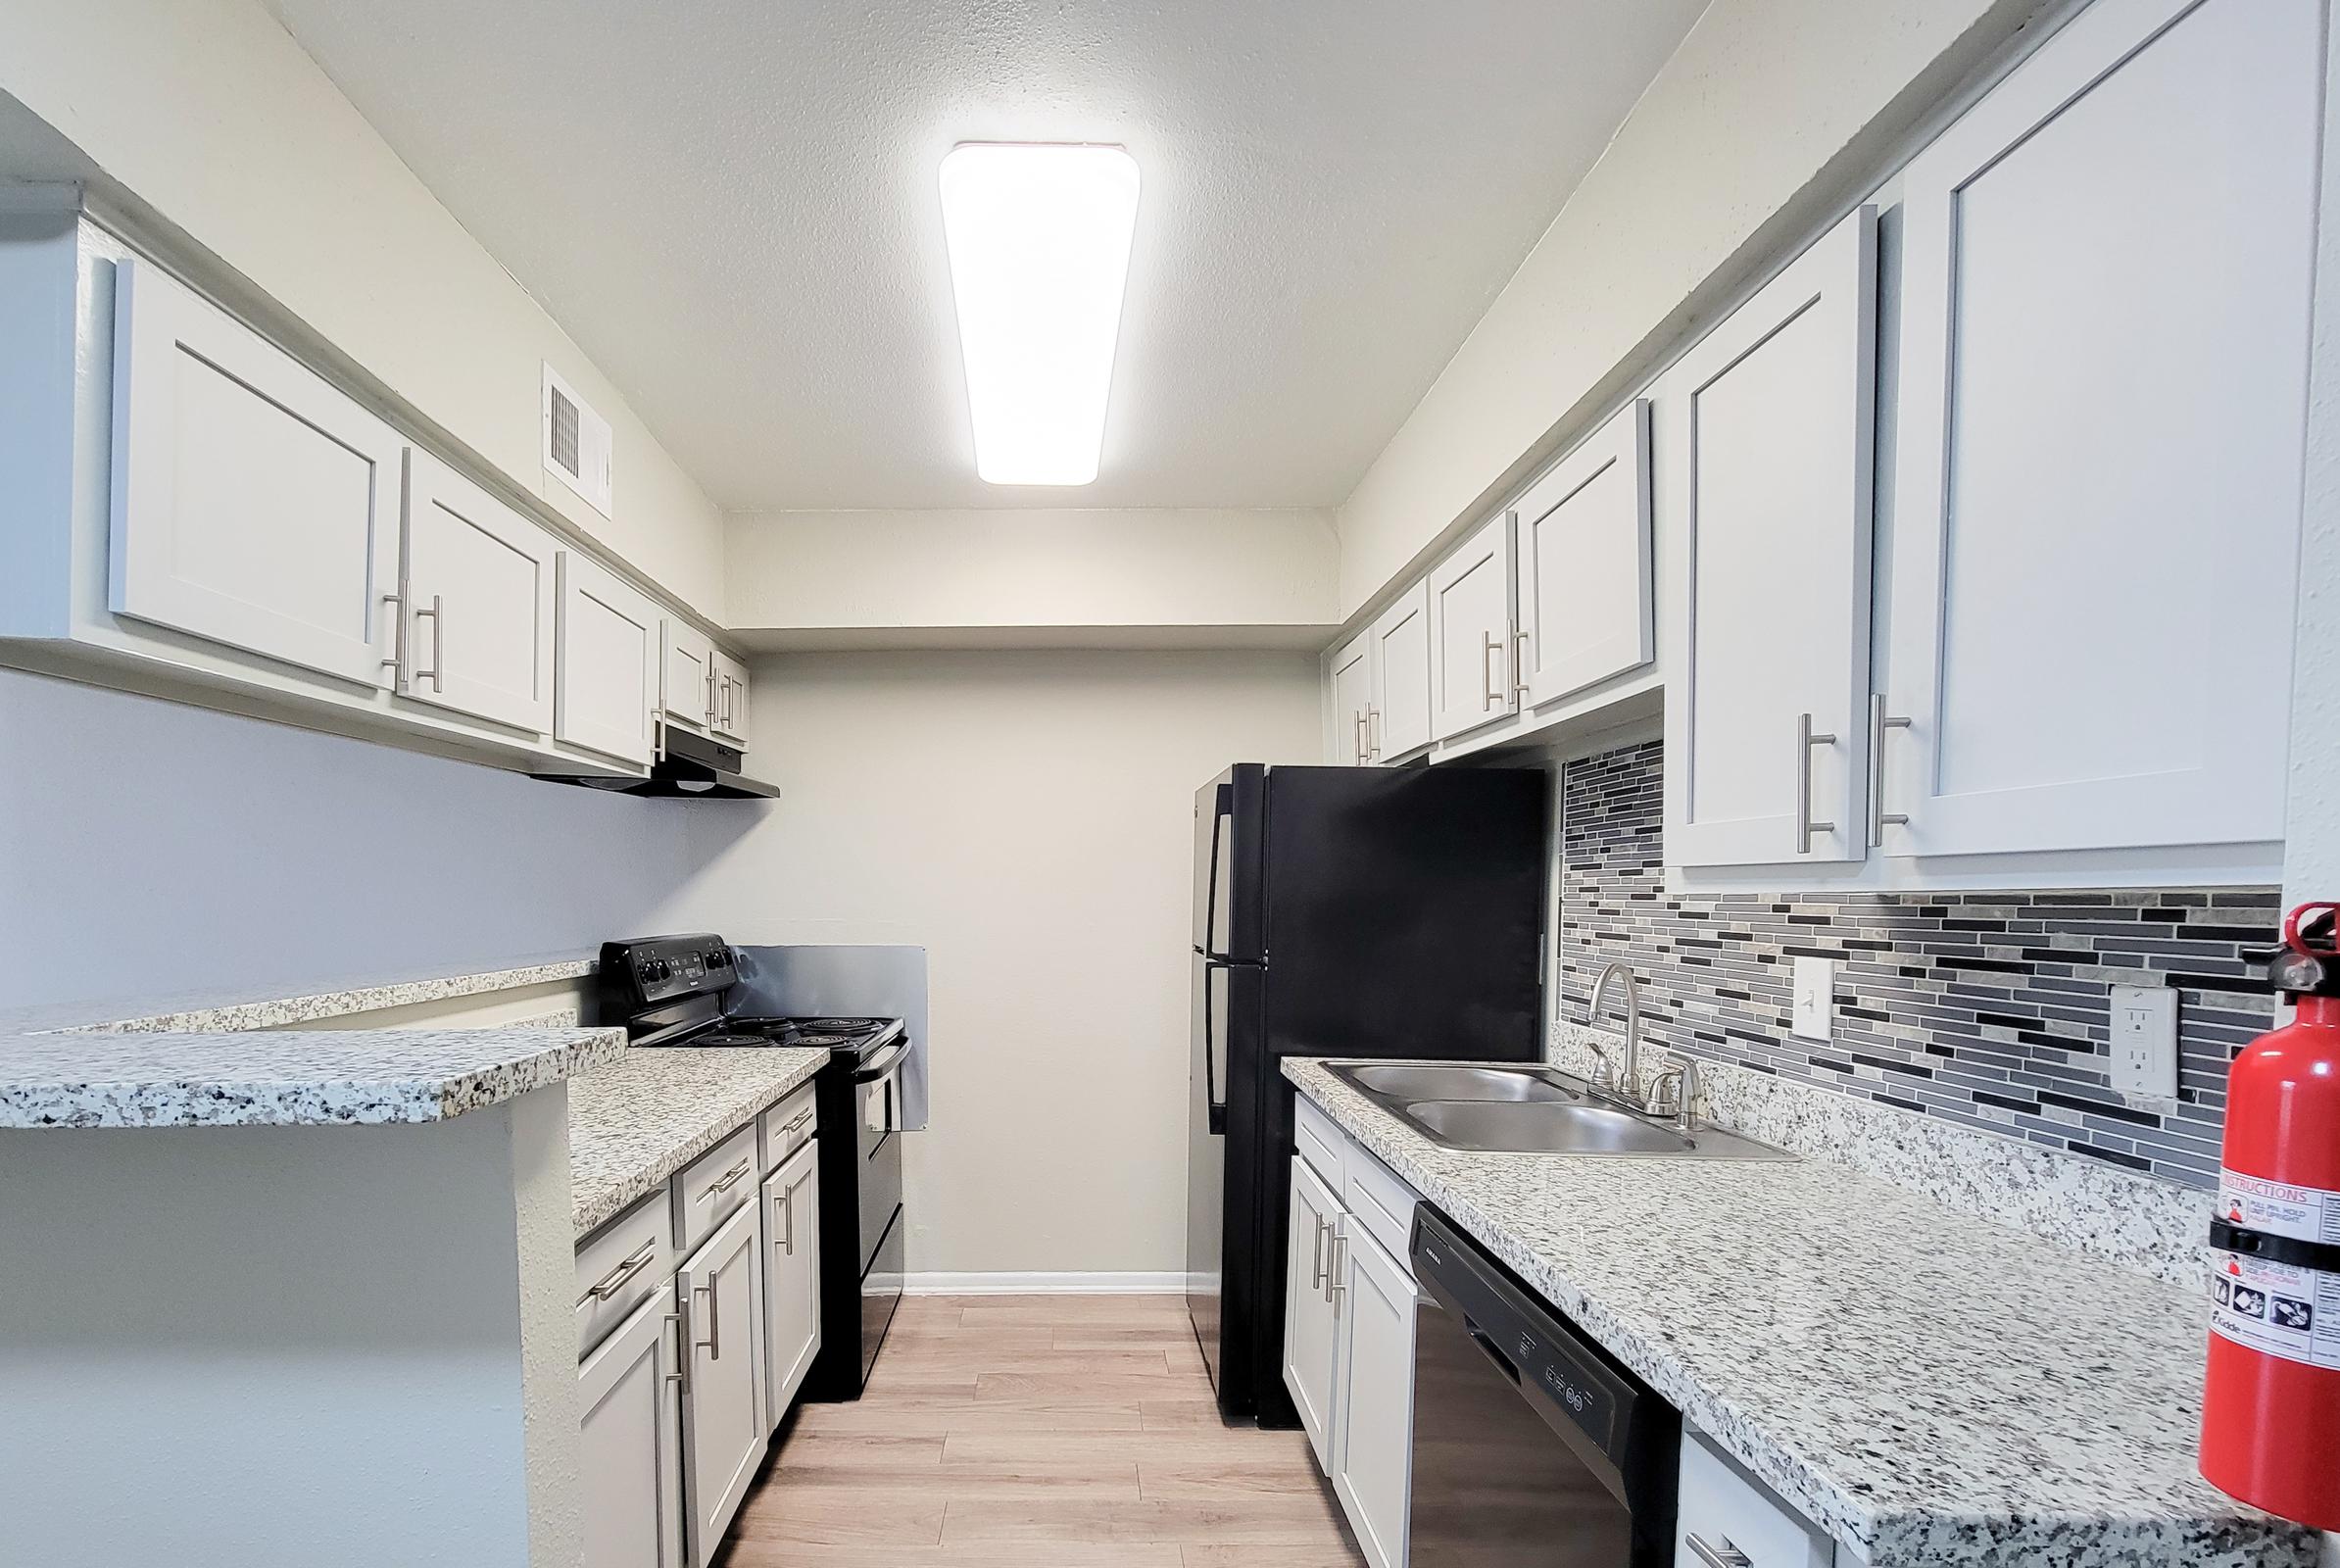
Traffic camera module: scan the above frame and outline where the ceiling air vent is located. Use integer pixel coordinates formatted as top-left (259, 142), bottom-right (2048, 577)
top-left (541, 364), bottom-right (613, 517)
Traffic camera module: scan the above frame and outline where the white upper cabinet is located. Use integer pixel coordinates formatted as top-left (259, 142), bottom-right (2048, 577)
top-left (396, 449), bottom-right (557, 735)
top-left (556, 552), bottom-right (661, 768)
top-left (1516, 400), bottom-right (1653, 709)
top-left (109, 258), bottom-right (403, 688)
top-left (1876, 0), bottom-right (2316, 864)
top-left (1329, 631), bottom-right (1374, 764)
top-left (1427, 510), bottom-right (1519, 743)
top-left (1662, 207), bottom-right (1878, 869)
top-left (711, 650), bottom-right (752, 748)
top-left (1368, 582), bottom-right (1433, 760)
top-left (661, 618), bottom-right (716, 735)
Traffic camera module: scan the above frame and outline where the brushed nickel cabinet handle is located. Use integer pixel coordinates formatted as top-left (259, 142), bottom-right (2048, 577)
top-left (1794, 711), bottom-right (1837, 855)
top-left (1482, 632), bottom-right (1502, 710)
top-left (694, 1280), bottom-right (720, 1361)
top-left (1327, 1231), bottom-right (1346, 1309)
top-left (663, 1306), bottom-right (690, 1393)
top-left (700, 1156), bottom-right (754, 1200)
top-left (1685, 1535), bottom-right (1753, 1568)
top-left (1512, 629), bottom-right (1532, 697)
top-left (1310, 1214), bottom-right (1328, 1290)
top-left (1368, 706), bottom-right (1382, 760)
top-left (412, 594), bottom-right (445, 690)
top-left (380, 591), bottom-right (405, 681)
top-left (585, 1240), bottom-right (656, 1300)
top-left (1867, 693), bottom-right (1913, 847)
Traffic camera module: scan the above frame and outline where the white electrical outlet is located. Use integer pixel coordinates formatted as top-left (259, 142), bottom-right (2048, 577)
top-left (1791, 956), bottom-right (1835, 1041)
top-left (2110, 984), bottom-right (2179, 1099)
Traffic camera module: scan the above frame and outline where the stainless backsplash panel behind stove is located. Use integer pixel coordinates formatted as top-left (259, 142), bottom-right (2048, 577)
top-left (729, 945), bottom-right (929, 1131)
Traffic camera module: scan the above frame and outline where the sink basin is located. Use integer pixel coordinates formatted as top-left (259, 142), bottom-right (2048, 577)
top-left (1323, 1057), bottom-right (1795, 1160)
top-left (1339, 1063), bottom-right (1579, 1103)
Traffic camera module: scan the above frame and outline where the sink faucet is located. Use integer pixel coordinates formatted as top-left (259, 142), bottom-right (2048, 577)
top-left (1585, 960), bottom-right (1641, 1098)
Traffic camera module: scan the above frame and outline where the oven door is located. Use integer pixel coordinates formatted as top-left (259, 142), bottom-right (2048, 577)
top-left (853, 1038), bottom-right (907, 1385)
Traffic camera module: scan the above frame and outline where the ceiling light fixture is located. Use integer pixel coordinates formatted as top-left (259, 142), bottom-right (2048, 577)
top-left (939, 142), bottom-right (1140, 487)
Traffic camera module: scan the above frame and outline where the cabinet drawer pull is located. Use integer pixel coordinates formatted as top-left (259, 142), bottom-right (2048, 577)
top-left (585, 1240), bottom-right (656, 1300)
top-left (1793, 711), bottom-right (1837, 855)
top-left (699, 1156), bottom-right (754, 1200)
top-left (782, 1107), bottom-right (815, 1138)
top-left (1867, 693), bottom-right (1913, 847)
top-left (1685, 1534), bottom-right (1754, 1568)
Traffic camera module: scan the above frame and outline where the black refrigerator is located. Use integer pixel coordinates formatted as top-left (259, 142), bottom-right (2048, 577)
top-left (1186, 762), bottom-right (1548, 1425)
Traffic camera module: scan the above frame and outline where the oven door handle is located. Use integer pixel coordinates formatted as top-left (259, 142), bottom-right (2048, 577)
top-left (853, 1037), bottom-right (911, 1083)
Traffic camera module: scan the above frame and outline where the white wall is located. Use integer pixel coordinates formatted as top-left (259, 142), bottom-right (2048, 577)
top-left (664, 651), bottom-right (1323, 1278)
top-left (0, 0), bottom-right (727, 619)
top-left (1334, 0), bottom-right (2047, 617)
top-left (0, 669), bottom-right (757, 1012)
top-left (726, 509), bottom-right (1339, 643)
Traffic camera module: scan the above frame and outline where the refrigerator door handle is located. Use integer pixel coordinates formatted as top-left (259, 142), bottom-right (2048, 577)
top-left (1203, 959), bottom-right (1227, 1134)
top-left (1200, 782), bottom-right (1232, 957)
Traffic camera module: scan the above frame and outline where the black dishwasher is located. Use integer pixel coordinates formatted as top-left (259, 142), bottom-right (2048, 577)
top-left (1409, 1206), bottom-right (1680, 1566)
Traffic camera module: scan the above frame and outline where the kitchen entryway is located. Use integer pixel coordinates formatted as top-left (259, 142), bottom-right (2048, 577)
top-left (725, 1295), bottom-right (1365, 1565)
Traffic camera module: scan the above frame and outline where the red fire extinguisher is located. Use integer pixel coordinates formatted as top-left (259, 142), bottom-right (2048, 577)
top-left (2200, 901), bottom-right (2340, 1530)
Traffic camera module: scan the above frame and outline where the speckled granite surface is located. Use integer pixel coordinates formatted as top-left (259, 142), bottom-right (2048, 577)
top-left (0, 954), bottom-right (595, 1037)
top-left (1285, 1057), bottom-right (2314, 1568)
top-left (0, 1025), bottom-right (625, 1128)
top-left (569, 1046), bottom-right (828, 1237)
top-left (1552, 1023), bottom-right (2208, 1289)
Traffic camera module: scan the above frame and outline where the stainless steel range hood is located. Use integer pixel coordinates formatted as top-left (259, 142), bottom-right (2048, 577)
top-left (535, 725), bottom-right (781, 800)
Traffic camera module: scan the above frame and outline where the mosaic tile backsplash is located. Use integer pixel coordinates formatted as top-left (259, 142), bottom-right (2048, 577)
top-left (1557, 740), bottom-right (2279, 1188)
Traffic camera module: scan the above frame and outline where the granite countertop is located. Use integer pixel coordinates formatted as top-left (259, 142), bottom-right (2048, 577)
top-left (568, 1046), bottom-right (830, 1236)
top-left (0, 954), bottom-right (595, 1036)
top-left (0, 1024), bottom-right (626, 1128)
top-left (1285, 1058), bottom-right (2317, 1568)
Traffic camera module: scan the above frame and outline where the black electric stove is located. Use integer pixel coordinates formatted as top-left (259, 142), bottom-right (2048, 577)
top-left (599, 935), bottom-right (908, 1400)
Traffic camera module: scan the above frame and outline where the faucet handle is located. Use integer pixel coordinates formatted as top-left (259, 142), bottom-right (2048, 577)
top-left (1644, 1056), bottom-right (1703, 1130)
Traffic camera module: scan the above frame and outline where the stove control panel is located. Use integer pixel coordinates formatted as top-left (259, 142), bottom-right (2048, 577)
top-left (598, 933), bottom-right (737, 1016)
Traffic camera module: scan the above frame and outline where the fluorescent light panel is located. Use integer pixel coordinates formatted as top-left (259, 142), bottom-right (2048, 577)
top-left (940, 142), bottom-right (1140, 486)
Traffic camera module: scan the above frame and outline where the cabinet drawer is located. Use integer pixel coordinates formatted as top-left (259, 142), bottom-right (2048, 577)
top-left (759, 1085), bottom-right (817, 1173)
top-left (1341, 1142), bottom-right (1422, 1275)
top-left (1677, 1433), bottom-right (1832, 1568)
top-left (672, 1120), bottom-right (760, 1254)
top-left (1294, 1095), bottom-right (1345, 1190)
top-left (575, 1194), bottom-right (669, 1358)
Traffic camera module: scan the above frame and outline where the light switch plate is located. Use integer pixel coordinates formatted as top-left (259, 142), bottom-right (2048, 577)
top-left (2110, 984), bottom-right (2179, 1100)
top-left (1790, 956), bottom-right (1834, 1041)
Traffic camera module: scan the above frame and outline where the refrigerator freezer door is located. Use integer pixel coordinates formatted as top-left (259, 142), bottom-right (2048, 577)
top-left (1193, 765), bottom-right (1266, 962)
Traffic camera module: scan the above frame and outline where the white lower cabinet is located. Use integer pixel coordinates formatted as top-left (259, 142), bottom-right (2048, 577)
top-left (579, 1282), bottom-right (688, 1568)
top-left (761, 1138), bottom-right (822, 1424)
top-left (1676, 1432), bottom-right (1834, 1568)
top-left (676, 1198), bottom-right (768, 1565)
top-left (1331, 1223), bottom-right (1416, 1568)
top-left (1283, 1156), bottom-right (1343, 1464)
top-left (1286, 1103), bottom-right (1423, 1568)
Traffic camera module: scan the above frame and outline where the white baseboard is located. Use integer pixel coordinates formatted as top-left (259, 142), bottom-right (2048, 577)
top-left (903, 1271), bottom-right (1187, 1296)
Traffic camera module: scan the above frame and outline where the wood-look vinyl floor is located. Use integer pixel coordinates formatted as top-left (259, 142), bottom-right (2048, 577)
top-left (723, 1295), bottom-right (1368, 1568)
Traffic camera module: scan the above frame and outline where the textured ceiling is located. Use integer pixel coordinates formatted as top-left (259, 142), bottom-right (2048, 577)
top-left (259, 0), bottom-right (1707, 511)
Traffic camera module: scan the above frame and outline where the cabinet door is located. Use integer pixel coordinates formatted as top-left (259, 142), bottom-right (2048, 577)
top-left (677, 1201), bottom-right (767, 1565)
top-left (1427, 511), bottom-right (1518, 742)
top-left (711, 651), bottom-right (752, 747)
top-left (761, 1139), bottom-right (822, 1424)
top-left (556, 552), bottom-right (661, 767)
top-left (1877, 0), bottom-right (2315, 861)
top-left (1332, 1225), bottom-right (1416, 1568)
top-left (1663, 207), bottom-right (1877, 868)
top-left (1676, 1434), bottom-right (1831, 1568)
top-left (1330, 632), bottom-right (1373, 764)
top-left (1282, 1157), bottom-right (1342, 1470)
top-left (579, 1283), bottom-right (686, 1568)
top-left (109, 258), bottom-right (402, 687)
top-left (397, 449), bottom-right (557, 734)
top-left (1367, 582), bottom-right (1432, 760)
top-left (1518, 400), bottom-right (1653, 709)
top-left (661, 619), bottom-right (716, 733)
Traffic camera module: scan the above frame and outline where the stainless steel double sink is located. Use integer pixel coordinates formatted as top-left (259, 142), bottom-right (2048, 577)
top-left (1327, 1060), bottom-right (1794, 1160)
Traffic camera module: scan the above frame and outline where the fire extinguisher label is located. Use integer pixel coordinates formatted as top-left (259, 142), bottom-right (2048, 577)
top-left (2208, 1247), bottom-right (2340, 1368)
top-left (2217, 1168), bottom-right (2340, 1245)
